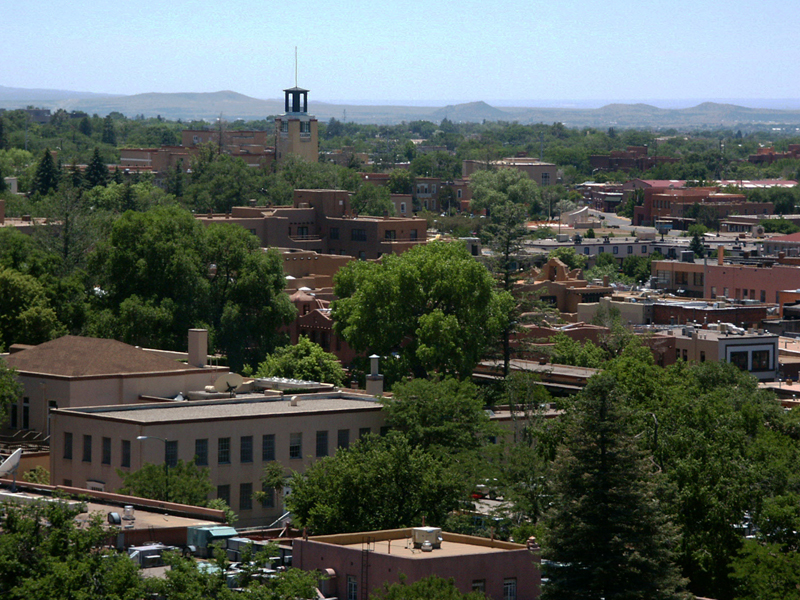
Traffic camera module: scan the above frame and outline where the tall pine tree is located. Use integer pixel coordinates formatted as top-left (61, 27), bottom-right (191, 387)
top-left (101, 115), bottom-right (116, 145)
top-left (84, 147), bottom-right (108, 189)
top-left (542, 373), bottom-right (687, 600)
top-left (32, 148), bottom-right (60, 196)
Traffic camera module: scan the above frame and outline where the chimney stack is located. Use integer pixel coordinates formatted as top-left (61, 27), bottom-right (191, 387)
top-left (365, 354), bottom-right (384, 397)
top-left (717, 246), bottom-right (724, 266)
top-left (187, 329), bottom-right (208, 368)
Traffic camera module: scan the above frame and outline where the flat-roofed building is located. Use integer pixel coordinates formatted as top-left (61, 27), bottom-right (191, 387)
top-left (50, 391), bottom-right (386, 527)
top-left (293, 528), bottom-right (540, 600)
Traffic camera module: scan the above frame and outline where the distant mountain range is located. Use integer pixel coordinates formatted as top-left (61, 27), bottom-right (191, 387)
top-left (3, 85), bottom-right (800, 129)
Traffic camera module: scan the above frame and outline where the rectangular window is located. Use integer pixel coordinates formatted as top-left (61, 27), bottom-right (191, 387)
top-left (347, 576), bottom-right (358, 600)
top-left (102, 437), bottom-right (111, 465)
top-left (121, 440), bottom-right (131, 468)
top-left (289, 433), bottom-right (302, 459)
top-left (642, 245), bottom-right (648, 253)
top-left (329, 227), bottom-right (339, 240)
top-left (64, 432), bottom-right (73, 460)
top-left (693, 272), bottom-right (704, 286)
top-left (337, 429), bottom-right (350, 450)
top-left (613, 246), bottom-right (619, 254)
top-left (9, 403), bottom-right (17, 429)
top-left (261, 484), bottom-right (275, 508)
top-left (385, 230), bottom-right (396, 240)
top-left (627, 245), bottom-right (633, 254)
top-left (359, 427), bottom-right (371, 439)
top-left (584, 247), bottom-right (590, 255)
top-left (82, 435), bottom-right (92, 463)
top-left (351, 228), bottom-right (367, 242)
top-left (598, 247), bottom-right (604, 253)
top-left (700, 351), bottom-right (706, 363)
top-left (241, 435), bottom-right (253, 463)
top-left (165, 440), bottom-right (178, 467)
top-left (761, 290), bottom-right (766, 303)
top-left (316, 430), bottom-right (329, 457)
top-left (541, 172), bottom-right (550, 185)
top-left (409, 230), bottom-right (418, 240)
top-left (217, 484), bottom-right (230, 506)
top-left (22, 397), bottom-right (29, 429)
top-left (752, 350), bottom-right (771, 371)
top-left (195, 439), bottom-right (208, 466)
top-left (239, 483), bottom-right (253, 510)
top-left (218, 437), bottom-right (231, 464)
top-left (730, 351), bottom-right (749, 371)
top-left (262, 434), bottom-right (276, 461)
top-left (503, 578), bottom-right (517, 600)
top-left (472, 580), bottom-right (486, 593)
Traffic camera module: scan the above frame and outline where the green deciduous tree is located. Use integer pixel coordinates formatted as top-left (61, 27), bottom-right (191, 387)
top-left (547, 246), bottom-right (588, 271)
top-left (542, 373), bottom-right (687, 600)
top-left (0, 500), bottom-right (143, 600)
top-left (101, 115), bottom-right (116, 145)
top-left (350, 183), bottom-right (395, 216)
top-left (0, 268), bottom-right (65, 349)
top-left (287, 434), bottom-right (464, 535)
top-left (255, 336), bottom-right (345, 386)
top-left (383, 377), bottom-right (496, 454)
top-left (387, 169), bottom-right (414, 194)
top-left (469, 168), bottom-right (542, 216)
top-left (332, 241), bottom-right (513, 379)
top-left (0, 357), bottom-right (22, 425)
top-left (118, 459), bottom-right (214, 506)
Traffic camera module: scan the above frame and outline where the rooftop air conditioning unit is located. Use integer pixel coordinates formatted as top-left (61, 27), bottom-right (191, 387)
top-left (412, 527), bottom-right (442, 550)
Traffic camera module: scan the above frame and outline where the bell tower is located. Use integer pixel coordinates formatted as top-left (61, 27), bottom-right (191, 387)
top-left (275, 77), bottom-right (318, 163)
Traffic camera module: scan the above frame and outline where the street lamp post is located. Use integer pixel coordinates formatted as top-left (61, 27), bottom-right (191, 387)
top-left (136, 435), bottom-right (171, 503)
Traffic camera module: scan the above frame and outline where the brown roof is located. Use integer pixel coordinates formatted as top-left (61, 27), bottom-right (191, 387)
top-left (5, 336), bottom-right (196, 377)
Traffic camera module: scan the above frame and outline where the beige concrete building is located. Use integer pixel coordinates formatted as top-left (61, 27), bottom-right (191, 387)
top-left (2, 333), bottom-right (227, 437)
top-left (50, 391), bottom-right (387, 527)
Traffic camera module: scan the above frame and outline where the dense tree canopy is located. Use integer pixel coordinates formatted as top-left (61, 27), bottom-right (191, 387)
top-left (287, 434), bottom-right (465, 535)
top-left (332, 241), bottom-right (513, 379)
top-left (255, 336), bottom-right (345, 386)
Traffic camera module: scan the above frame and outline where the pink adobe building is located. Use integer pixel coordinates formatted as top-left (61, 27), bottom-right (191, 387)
top-left (196, 189), bottom-right (427, 260)
top-left (293, 528), bottom-right (540, 600)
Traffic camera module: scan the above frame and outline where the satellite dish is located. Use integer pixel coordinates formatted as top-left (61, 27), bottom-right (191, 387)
top-left (0, 449), bottom-right (22, 478)
top-left (0, 448), bottom-right (22, 492)
top-left (214, 373), bottom-right (244, 396)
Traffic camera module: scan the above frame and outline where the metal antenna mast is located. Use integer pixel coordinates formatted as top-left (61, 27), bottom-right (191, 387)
top-left (295, 47), bottom-right (298, 87)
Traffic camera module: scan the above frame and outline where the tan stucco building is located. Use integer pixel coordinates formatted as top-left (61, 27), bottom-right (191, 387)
top-left (50, 391), bottom-right (386, 527)
top-left (3, 332), bottom-right (226, 437)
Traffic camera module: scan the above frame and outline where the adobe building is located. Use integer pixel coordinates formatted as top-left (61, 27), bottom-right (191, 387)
top-left (462, 156), bottom-right (557, 187)
top-left (589, 146), bottom-right (679, 173)
top-left (196, 189), bottom-right (427, 260)
top-left (518, 257), bottom-right (612, 319)
top-left (293, 528), bottom-right (540, 600)
top-left (275, 86), bottom-right (318, 163)
top-left (2, 332), bottom-right (227, 437)
top-left (50, 391), bottom-right (387, 527)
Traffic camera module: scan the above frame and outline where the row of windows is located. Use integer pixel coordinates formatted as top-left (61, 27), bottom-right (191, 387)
top-left (65, 434), bottom-right (131, 468)
top-left (66, 429), bottom-right (377, 467)
top-left (584, 245), bottom-right (649, 255)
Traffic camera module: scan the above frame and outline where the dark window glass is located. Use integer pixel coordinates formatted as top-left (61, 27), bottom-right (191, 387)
top-left (218, 437), bottom-right (231, 464)
top-left (316, 430), bottom-right (328, 457)
top-left (165, 440), bottom-right (178, 467)
top-left (195, 439), bottom-right (208, 466)
top-left (337, 429), bottom-right (350, 450)
top-left (102, 437), bottom-right (111, 465)
top-left (241, 435), bottom-right (253, 463)
top-left (121, 440), bottom-right (131, 468)
top-left (262, 434), bottom-right (275, 461)
top-left (64, 432), bottom-right (73, 459)
top-left (82, 435), bottom-right (92, 462)
top-left (239, 483), bottom-right (253, 510)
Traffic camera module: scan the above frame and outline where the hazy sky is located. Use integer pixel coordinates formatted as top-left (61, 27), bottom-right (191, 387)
top-left (4, 0), bottom-right (799, 106)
